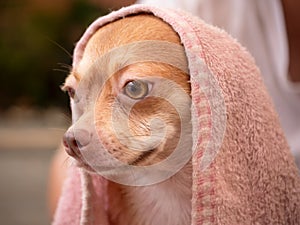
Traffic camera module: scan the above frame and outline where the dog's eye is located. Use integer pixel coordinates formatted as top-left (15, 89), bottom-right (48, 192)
top-left (66, 87), bottom-right (76, 99)
top-left (123, 80), bottom-right (149, 99)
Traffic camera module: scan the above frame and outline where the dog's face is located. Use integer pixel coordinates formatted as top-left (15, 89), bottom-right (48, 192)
top-left (62, 15), bottom-right (192, 181)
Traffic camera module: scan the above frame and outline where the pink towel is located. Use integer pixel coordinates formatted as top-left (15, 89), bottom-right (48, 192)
top-left (53, 5), bottom-right (300, 225)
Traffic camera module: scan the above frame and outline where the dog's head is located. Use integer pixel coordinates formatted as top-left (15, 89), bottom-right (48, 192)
top-left (62, 15), bottom-right (192, 184)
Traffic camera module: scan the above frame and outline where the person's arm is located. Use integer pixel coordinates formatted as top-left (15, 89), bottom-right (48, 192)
top-left (48, 144), bottom-right (69, 217)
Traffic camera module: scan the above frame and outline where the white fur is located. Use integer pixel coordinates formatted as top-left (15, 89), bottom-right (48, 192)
top-left (108, 162), bottom-right (192, 225)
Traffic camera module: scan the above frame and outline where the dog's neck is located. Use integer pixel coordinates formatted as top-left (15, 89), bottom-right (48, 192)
top-left (107, 161), bottom-right (192, 225)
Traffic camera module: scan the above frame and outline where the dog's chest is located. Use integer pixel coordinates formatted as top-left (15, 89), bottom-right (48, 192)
top-left (107, 169), bottom-right (192, 225)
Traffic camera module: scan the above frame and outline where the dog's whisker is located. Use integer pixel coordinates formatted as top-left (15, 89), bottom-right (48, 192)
top-left (53, 68), bottom-right (71, 74)
top-left (45, 36), bottom-right (73, 59)
top-left (46, 127), bottom-right (67, 133)
top-left (57, 62), bottom-right (72, 70)
top-left (62, 156), bottom-right (71, 167)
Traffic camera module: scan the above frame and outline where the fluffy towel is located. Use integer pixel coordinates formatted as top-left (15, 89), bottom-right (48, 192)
top-left (53, 4), bottom-right (300, 225)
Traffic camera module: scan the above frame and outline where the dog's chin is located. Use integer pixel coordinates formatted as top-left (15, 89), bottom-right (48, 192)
top-left (74, 158), bottom-right (98, 174)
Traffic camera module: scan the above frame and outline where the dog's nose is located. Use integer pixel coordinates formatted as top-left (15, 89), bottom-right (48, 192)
top-left (63, 129), bottom-right (90, 158)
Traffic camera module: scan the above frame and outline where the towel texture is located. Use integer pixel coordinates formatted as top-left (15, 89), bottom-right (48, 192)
top-left (53, 5), bottom-right (300, 225)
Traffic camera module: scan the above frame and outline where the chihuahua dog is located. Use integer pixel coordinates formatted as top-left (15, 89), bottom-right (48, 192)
top-left (62, 15), bottom-right (192, 225)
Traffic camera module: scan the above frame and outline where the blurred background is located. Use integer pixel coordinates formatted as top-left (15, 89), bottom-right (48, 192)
top-left (0, 0), bottom-right (108, 224)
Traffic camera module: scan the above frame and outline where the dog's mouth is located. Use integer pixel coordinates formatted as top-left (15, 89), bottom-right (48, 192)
top-left (64, 146), bottom-right (96, 173)
top-left (74, 159), bottom-right (96, 173)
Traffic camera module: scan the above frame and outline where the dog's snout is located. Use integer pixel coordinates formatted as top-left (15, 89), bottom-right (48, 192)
top-left (63, 129), bottom-right (91, 158)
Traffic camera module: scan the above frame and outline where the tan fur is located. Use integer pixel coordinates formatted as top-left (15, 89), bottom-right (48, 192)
top-left (64, 15), bottom-right (192, 225)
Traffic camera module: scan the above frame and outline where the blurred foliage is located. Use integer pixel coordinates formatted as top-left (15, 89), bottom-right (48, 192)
top-left (0, 0), bottom-right (107, 110)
